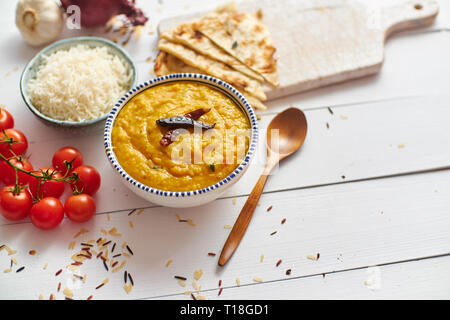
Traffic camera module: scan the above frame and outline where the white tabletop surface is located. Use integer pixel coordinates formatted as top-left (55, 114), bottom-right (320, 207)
top-left (0, 0), bottom-right (449, 300)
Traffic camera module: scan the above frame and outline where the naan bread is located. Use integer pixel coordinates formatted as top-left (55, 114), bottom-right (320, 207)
top-left (154, 51), bottom-right (267, 111)
top-left (154, 51), bottom-right (199, 76)
top-left (158, 38), bottom-right (267, 101)
top-left (194, 10), bottom-right (279, 87)
top-left (161, 23), bottom-right (264, 82)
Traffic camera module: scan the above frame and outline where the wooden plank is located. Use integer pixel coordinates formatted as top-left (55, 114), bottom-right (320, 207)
top-left (0, 170), bottom-right (449, 299)
top-left (154, 255), bottom-right (450, 300)
top-left (0, 95), bottom-right (449, 221)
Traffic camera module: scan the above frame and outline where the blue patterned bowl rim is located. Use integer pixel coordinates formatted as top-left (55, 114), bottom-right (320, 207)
top-left (104, 73), bottom-right (259, 198)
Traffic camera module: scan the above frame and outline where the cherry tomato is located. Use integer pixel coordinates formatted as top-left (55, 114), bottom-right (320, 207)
top-left (0, 108), bottom-right (14, 130)
top-left (30, 197), bottom-right (64, 230)
top-left (28, 168), bottom-right (65, 199)
top-left (0, 129), bottom-right (28, 158)
top-left (64, 194), bottom-right (96, 223)
top-left (52, 147), bottom-right (83, 175)
top-left (71, 165), bottom-right (101, 195)
top-left (0, 185), bottom-right (32, 221)
top-left (0, 157), bottom-right (34, 186)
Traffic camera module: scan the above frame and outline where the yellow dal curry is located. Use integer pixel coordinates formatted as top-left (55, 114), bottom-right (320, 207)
top-left (111, 81), bottom-right (250, 191)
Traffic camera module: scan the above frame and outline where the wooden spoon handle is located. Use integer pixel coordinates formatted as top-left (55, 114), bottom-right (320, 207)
top-left (218, 173), bottom-right (270, 266)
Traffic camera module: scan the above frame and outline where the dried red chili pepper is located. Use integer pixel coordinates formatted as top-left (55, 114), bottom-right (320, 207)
top-left (159, 108), bottom-right (214, 146)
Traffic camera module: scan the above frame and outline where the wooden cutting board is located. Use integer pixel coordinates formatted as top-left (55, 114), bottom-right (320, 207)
top-left (158, 0), bottom-right (439, 101)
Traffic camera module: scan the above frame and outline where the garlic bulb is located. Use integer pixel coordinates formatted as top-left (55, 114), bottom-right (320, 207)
top-left (15, 0), bottom-right (64, 46)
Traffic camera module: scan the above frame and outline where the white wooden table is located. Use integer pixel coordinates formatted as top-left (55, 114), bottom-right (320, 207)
top-left (0, 0), bottom-right (449, 300)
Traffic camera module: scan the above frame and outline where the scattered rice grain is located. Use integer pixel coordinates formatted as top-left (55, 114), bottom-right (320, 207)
top-left (123, 284), bottom-right (133, 293)
top-left (63, 287), bottom-right (74, 298)
top-left (126, 245), bottom-right (134, 255)
top-left (74, 228), bottom-right (89, 238)
top-left (194, 269), bottom-right (203, 281)
top-left (112, 260), bottom-right (126, 273)
top-left (128, 273), bottom-right (134, 286)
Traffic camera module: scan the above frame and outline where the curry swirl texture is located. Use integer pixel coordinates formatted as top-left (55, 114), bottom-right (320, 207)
top-left (111, 82), bottom-right (250, 191)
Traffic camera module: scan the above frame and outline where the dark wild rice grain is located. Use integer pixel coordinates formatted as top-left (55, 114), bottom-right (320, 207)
top-left (174, 275), bottom-right (187, 281)
top-left (218, 287), bottom-right (223, 296)
top-left (80, 243), bottom-right (93, 247)
top-left (16, 266), bottom-right (25, 273)
top-left (124, 271), bottom-right (128, 284)
top-left (55, 269), bottom-right (62, 276)
top-left (126, 245), bottom-right (134, 255)
top-left (95, 283), bottom-right (105, 290)
top-left (103, 260), bottom-right (109, 271)
top-left (111, 243), bottom-right (116, 253)
top-left (276, 259), bottom-right (282, 267)
top-left (128, 209), bottom-right (137, 216)
top-left (128, 273), bottom-right (134, 286)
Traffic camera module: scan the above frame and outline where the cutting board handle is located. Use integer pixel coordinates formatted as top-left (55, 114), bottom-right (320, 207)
top-left (381, 0), bottom-right (439, 39)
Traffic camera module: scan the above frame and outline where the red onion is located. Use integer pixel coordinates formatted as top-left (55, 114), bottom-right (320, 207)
top-left (60, 0), bottom-right (148, 28)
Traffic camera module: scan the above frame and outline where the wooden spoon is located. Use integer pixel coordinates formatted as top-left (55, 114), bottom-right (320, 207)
top-left (218, 107), bottom-right (308, 266)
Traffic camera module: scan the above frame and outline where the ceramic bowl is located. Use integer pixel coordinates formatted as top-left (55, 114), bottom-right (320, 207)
top-left (104, 73), bottom-right (258, 208)
top-left (20, 36), bottom-right (137, 129)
